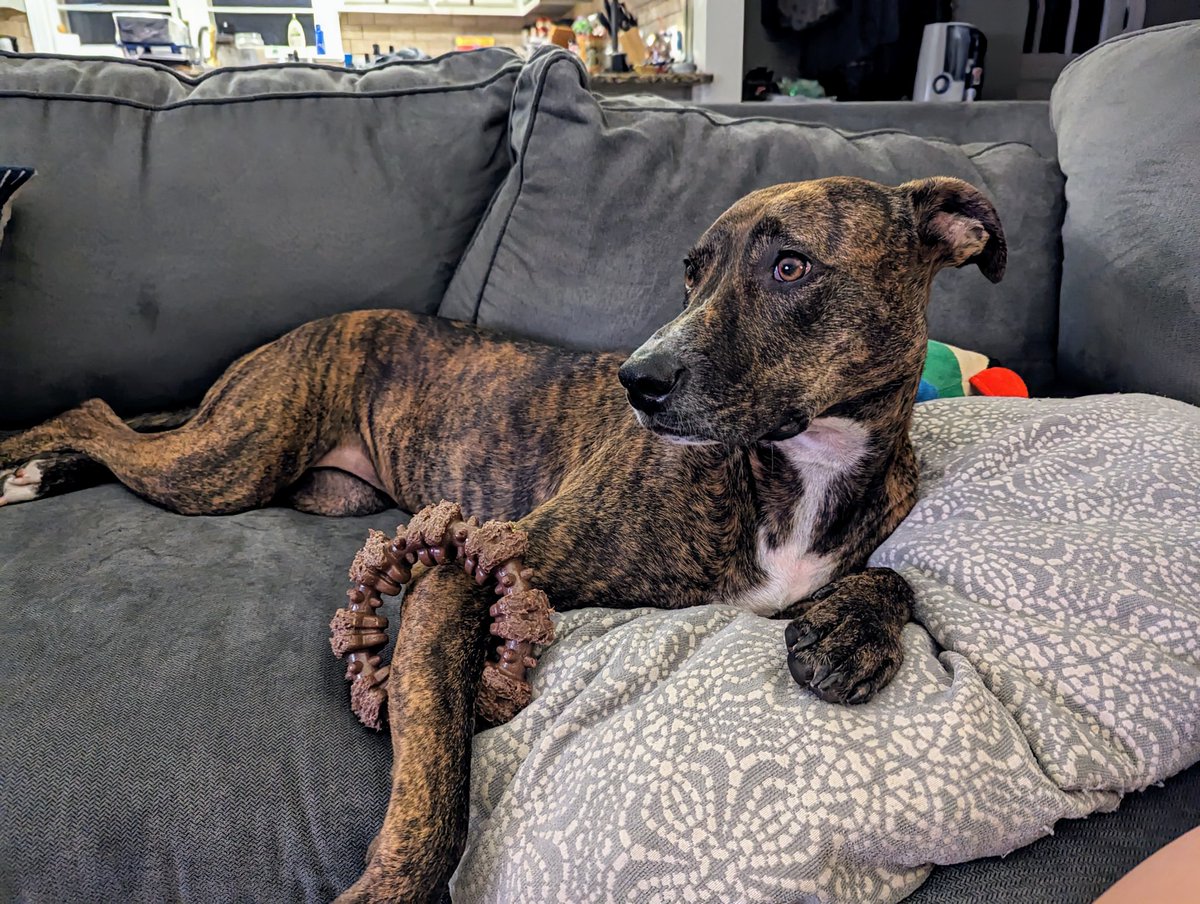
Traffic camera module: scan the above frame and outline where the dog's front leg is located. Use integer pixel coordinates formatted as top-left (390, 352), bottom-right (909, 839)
top-left (336, 565), bottom-right (492, 904)
top-left (781, 567), bottom-right (914, 705)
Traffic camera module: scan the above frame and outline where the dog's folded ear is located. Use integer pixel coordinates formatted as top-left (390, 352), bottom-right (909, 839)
top-left (903, 177), bottom-right (1006, 283)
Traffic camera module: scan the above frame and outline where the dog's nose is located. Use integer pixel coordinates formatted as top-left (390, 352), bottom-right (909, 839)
top-left (619, 352), bottom-right (686, 414)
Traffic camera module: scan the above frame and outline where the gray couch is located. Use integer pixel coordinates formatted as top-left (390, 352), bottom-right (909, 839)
top-left (2, 21), bottom-right (1197, 904)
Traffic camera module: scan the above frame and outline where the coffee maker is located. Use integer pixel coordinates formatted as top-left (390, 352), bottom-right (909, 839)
top-left (913, 22), bottom-right (987, 102)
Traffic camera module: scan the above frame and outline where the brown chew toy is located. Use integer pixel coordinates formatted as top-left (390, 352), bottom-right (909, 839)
top-left (328, 500), bottom-right (555, 729)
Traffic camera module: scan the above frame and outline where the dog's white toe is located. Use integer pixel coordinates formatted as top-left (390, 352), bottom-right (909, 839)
top-left (0, 460), bottom-right (45, 506)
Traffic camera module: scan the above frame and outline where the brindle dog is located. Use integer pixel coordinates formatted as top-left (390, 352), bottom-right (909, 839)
top-left (1, 176), bottom-right (1005, 901)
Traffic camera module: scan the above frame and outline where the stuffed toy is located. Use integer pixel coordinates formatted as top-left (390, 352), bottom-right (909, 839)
top-left (918, 339), bottom-right (1029, 402)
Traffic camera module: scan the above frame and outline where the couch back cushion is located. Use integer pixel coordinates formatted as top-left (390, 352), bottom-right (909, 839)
top-left (0, 50), bottom-right (520, 428)
top-left (1050, 22), bottom-right (1200, 405)
top-left (440, 49), bottom-right (1065, 393)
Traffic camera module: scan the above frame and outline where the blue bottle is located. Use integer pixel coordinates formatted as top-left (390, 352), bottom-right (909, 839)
top-left (315, 24), bottom-right (326, 56)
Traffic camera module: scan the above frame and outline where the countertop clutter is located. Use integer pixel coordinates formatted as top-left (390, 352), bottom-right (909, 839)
top-left (5, 0), bottom-right (711, 98)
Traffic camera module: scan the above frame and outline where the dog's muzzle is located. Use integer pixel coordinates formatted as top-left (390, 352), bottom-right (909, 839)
top-left (618, 349), bottom-right (687, 415)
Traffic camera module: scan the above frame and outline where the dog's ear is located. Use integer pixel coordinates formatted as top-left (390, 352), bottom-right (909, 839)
top-left (903, 177), bottom-right (1006, 283)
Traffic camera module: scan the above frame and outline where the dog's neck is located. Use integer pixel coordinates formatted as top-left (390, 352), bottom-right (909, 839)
top-left (706, 375), bottom-right (919, 614)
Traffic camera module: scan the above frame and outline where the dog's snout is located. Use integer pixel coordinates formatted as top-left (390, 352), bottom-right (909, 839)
top-left (619, 352), bottom-right (686, 414)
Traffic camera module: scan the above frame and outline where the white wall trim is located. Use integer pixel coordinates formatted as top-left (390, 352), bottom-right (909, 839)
top-left (23, 0), bottom-right (59, 52)
top-left (691, 0), bottom-right (743, 104)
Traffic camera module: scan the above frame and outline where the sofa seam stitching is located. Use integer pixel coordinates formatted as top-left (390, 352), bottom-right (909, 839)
top-left (0, 45), bottom-right (519, 85)
top-left (0, 63), bottom-right (521, 111)
top-left (1055, 20), bottom-right (1196, 83)
top-left (598, 103), bottom-right (1048, 159)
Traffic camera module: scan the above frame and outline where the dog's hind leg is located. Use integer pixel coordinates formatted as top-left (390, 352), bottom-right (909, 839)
top-left (0, 321), bottom-right (357, 515)
top-left (0, 410), bottom-right (195, 507)
top-left (0, 452), bottom-right (109, 506)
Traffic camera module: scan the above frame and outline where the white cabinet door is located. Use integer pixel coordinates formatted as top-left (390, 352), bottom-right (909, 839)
top-left (466, 0), bottom-right (525, 9)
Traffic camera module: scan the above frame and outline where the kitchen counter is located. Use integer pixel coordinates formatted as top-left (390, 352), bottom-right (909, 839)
top-left (590, 70), bottom-right (713, 86)
top-left (588, 69), bottom-right (713, 101)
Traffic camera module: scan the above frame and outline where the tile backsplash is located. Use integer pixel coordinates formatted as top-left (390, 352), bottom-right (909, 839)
top-left (339, 13), bottom-right (525, 59)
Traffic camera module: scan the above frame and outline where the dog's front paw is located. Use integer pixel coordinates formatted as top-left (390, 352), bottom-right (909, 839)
top-left (784, 569), bottom-right (910, 705)
top-left (0, 460), bottom-right (45, 507)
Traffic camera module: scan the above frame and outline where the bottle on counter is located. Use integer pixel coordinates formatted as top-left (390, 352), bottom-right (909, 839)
top-left (287, 14), bottom-right (306, 56)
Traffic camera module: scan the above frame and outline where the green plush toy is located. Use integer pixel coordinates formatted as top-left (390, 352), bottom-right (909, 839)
top-left (918, 340), bottom-right (1028, 402)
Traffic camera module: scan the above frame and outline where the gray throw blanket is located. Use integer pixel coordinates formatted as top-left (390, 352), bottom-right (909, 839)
top-left (452, 395), bottom-right (1200, 903)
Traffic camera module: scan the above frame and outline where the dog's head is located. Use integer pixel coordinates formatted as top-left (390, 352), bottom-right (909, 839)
top-left (618, 176), bottom-right (1006, 446)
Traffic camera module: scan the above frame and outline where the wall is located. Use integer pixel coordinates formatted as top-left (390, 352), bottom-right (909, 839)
top-left (0, 8), bottom-right (33, 51)
top-left (338, 12), bottom-right (526, 58)
top-left (625, 0), bottom-right (688, 35)
top-left (952, 0), bottom-right (1024, 99)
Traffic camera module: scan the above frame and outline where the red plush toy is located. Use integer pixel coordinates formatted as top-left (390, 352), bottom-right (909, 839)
top-left (969, 367), bottom-right (1029, 398)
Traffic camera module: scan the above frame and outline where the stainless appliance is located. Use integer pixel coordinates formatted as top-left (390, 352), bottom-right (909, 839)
top-left (913, 22), bottom-right (987, 102)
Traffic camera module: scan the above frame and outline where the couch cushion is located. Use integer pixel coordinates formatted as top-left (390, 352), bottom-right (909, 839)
top-left (439, 48), bottom-right (1065, 393)
top-left (0, 485), bottom-right (394, 902)
top-left (1050, 22), bottom-right (1200, 405)
top-left (3, 396), bottom-right (1197, 903)
top-left (0, 50), bottom-right (521, 429)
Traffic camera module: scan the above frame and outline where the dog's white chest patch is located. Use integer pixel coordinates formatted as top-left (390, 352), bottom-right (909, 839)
top-left (725, 417), bottom-right (870, 616)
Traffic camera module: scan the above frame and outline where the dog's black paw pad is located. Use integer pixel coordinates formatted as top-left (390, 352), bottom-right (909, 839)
top-left (783, 574), bottom-right (906, 705)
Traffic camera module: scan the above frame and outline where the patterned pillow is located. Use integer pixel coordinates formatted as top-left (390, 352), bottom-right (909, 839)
top-left (453, 395), bottom-right (1200, 903)
top-left (0, 166), bottom-right (34, 250)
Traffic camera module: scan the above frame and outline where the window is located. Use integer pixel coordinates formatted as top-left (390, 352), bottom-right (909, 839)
top-left (59, 0), bottom-right (170, 46)
top-left (210, 0), bottom-right (314, 47)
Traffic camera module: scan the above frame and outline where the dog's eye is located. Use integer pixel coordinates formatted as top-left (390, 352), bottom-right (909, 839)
top-left (773, 254), bottom-right (810, 283)
top-left (683, 258), bottom-right (697, 291)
